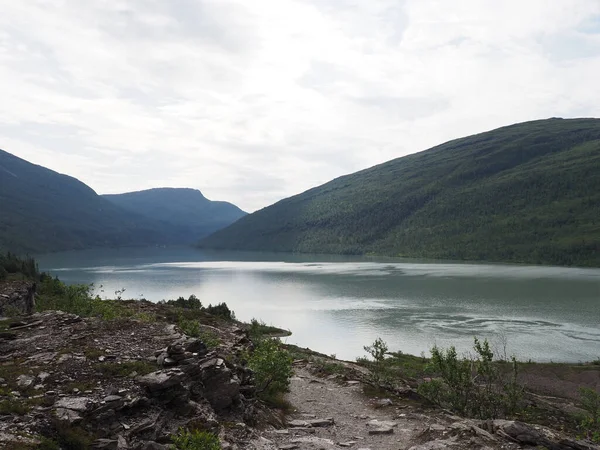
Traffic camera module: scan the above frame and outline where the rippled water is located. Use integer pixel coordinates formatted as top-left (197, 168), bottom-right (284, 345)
top-left (37, 247), bottom-right (600, 362)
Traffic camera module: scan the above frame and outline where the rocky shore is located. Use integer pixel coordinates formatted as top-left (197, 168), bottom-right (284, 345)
top-left (0, 297), bottom-right (598, 450)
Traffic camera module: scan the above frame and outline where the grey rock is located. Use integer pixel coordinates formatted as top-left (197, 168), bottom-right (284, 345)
top-left (17, 374), bottom-right (35, 388)
top-left (54, 396), bottom-right (93, 412)
top-left (288, 419), bottom-right (310, 427)
top-left (138, 370), bottom-right (186, 393)
top-left (367, 419), bottom-right (397, 428)
top-left (93, 439), bottom-right (118, 449)
top-left (308, 418), bottom-right (334, 427)
top-left (374, 398), bottom-right (393, 407)
top-left (339, 442), bottom-right (357, 447)
top-left (104, 395), bottom-right (123, 402)
top-left (55, 407), bottom-right (83, 424)
top-left (139, 442), bottom-right (169, 450)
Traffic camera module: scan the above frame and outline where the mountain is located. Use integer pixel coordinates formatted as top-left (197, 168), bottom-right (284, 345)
top-left (0, 150), bottom-right (244, 253)
top-left (103, 188), bottom-right (246, 240)
top-left (199, 118), bottom-right (600, 267)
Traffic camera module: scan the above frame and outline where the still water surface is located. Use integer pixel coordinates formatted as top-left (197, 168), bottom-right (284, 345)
top-left (37, 247), bottom-right (600, 362)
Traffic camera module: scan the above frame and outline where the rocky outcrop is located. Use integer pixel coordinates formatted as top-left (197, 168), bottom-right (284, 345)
top-left (0, 280), bottom-right (35, 316)
top-left (0, 308), bottom-right (262, 449)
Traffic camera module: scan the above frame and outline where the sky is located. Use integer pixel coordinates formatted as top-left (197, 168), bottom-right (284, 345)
top-left (1, 1), bottom-right (600, 212)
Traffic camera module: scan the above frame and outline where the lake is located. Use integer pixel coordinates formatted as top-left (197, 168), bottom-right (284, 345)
top-left (37, 247), bottom-right (600, 363)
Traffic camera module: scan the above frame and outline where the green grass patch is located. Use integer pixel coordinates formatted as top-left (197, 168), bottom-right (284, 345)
top-left (95, 360), bottom-right (155, 378)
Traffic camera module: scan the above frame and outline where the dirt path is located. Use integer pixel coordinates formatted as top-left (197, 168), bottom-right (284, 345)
top-left (253, 365), bottom-right (518, 450)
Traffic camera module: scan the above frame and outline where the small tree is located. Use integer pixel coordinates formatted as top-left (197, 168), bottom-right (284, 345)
top-left (363, 337), bottom-right (389, 383)
top-left (248, 338), bottom-right (293, 400)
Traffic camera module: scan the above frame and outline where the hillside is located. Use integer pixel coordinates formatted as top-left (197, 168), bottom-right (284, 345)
top-left (200, 118), bottom-right (600, 266)
top-left (0, 149), bottom-right (170, 253)
top-left (103, 188), bottom-right (246, 241)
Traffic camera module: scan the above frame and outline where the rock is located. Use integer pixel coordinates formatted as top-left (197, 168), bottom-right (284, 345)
top-left (374, 398), bottom-right (393, 408)
top-left (37, 371), bottom-right (51, 381)
top-left (368, 427), bottom-right (394, 435)
top-left (279, 445), bottom-right (299, 450)
top-left (339, 442), bottom-right (357, 447)
top-left (367, 419), bottom-right (397, 428)
top-left (139, 442), bottom-right (169, 450)
top-left (288, 419), bottom-right (310, 427)
top-left (17, 374), bottom-right (35, 388)
top-left (55, 407), bottom-right (83, 424)
top-left (198, 358), bottom-right (241, 411)
top-left (138, 370), bottom-right (186, 393)
top-left (54, 396), bottom-right (93, 412)
top-left (308, 418), bottom-right (334, 427)
top-left (184, 339), bottom-right (208, 356)
top-left (93, 439), bottom-right (118, 449)
top-left (429, 423), bottom-right (446, 431)
top-left (0, 281), bottom-right (36, 316)
top-left (104, 395), bottom-right (123, 402)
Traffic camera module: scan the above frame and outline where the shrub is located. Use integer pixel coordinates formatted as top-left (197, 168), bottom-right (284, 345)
top-left (578, 387), bottom-right (600, 442)
top-left (170, 428), bottom-right (221, 450)
top-left (165, 295), bottom-right (203, 310)
top-left (417, 338), bottom-right (523, 419)
top-left (204, 302), bottom-right (235, 320)
top-left (362, 337), bottom-right (392, 383)
top-left (248, 338), bottom-right (293, 401)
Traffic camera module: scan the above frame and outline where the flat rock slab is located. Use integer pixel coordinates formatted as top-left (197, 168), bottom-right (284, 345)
top-left (308, 418), bottom-right (334, 427)
top-left (339, 441), bottom-right (357, 447)
top-left (288, 419), bottom-right (310, 428)
top-left (367, 419), bottom-right (397, 428)
top-left (54, 396), bottom-right (93, 412)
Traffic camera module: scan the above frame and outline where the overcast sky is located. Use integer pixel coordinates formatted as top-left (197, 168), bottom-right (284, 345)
top-left (1, 1), bottom-right (600, 212)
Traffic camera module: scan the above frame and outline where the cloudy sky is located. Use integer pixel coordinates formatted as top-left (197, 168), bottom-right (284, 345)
top-left (1, 1), bottom-right (600, 212)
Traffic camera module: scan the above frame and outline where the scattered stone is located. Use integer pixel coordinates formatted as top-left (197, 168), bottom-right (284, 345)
top-left (16, 374), bottom-right (35, 388)
top-left (339, 441), bottom-right (357, 447)
top-left (374, 398), bottom-right (393, 407)
top-left (367, 419), bottom-right (397, 428)
top-left (104, 395), bottom-right (123, 402)
top-left (279, 445), bottom-right (299, 450)
top-left (429, 423), bottom-right (446, 431)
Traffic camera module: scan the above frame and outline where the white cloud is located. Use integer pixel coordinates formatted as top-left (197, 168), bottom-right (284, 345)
top-left (0, 0), bottom-right (599, 211)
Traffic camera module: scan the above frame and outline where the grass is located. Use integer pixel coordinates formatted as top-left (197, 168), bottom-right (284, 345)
top-left (95, 360), bottom-right (155, 378)
top-left (0, 399), bottom-right (30, 415)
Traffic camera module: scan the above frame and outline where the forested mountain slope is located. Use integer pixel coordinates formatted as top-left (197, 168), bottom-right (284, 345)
top-left (103, 188), bottom-right (246, 240)
top-left (199, 118), bottom-right (600, 266)
top-left (0, 149), bottom-right (168, 253)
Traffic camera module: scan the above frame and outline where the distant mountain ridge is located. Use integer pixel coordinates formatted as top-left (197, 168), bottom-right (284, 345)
top-left (199, 118), bottom-right (600, 267)
top-left (103, 188), bottom-right (246, 240)
top-left (0, 150), bottom-right (245, 253)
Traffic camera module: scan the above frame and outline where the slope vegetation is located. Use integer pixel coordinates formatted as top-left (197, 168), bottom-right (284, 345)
top-left (103, 188), bottom-right (246, 240)
top-left (200, 118), bottom-right (600, 266)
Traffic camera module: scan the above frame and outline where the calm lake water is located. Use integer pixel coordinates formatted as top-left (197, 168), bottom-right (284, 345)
top-left (37, 247), bottom-right (600, 363)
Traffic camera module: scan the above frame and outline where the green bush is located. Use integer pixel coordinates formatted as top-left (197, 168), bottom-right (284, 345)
top-left (578, 387), bottom-right (600, 442)
top-left (362, 337), bottom-right (389, 383)
top-left (164, 295), bottom-right (203, 310)
top-left (36, 279), bottom-right (127, 320)
top-left (248, 338), bottom-right (293, 401)
top-left (204, 302), bottom-right (235, 320)
top-left (171, 428), bottom-right (221, 450)
top-left (417, 338), bottom-right (523, 419)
